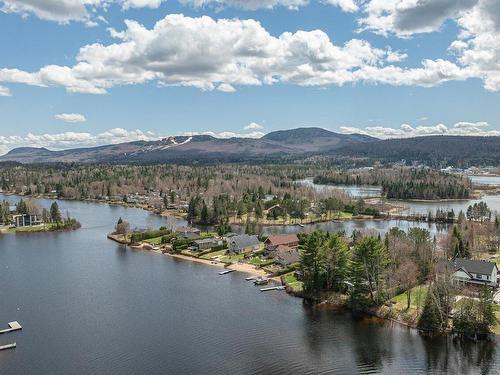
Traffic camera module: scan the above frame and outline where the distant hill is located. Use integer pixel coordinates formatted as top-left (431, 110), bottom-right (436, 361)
top-left (0, 128), bottom-right (376, 164)
top-left (335, 135), bottom-right (500, 166)
top-left (262, 127), bottom-right (375, 152)
top-left (1, 129), bottom-right (499, 166)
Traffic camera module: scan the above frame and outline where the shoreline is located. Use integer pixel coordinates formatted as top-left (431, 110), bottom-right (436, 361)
top-left (119, 239), bottom-right (280, 281)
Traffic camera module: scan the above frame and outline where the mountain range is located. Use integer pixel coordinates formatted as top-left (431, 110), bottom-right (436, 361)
top-left (0, 128), bottom-right (375, 164)
top-left (1, 127), bottom-right (499, 166)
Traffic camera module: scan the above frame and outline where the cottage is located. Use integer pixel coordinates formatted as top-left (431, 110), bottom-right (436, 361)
top-left (191, 238), bottom-right (222, 251)
top-left (274, 245), bottom-right (300, 267)
top-left (228, 234), bottom-right (260, 254)
top-left (265, 234), bottom-right (299, 253)
top-left (444, 258), bottom-right (498, 287)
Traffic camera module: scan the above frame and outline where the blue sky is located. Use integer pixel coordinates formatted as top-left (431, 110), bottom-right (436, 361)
top-left (0, 0), bottom-right (499, 153)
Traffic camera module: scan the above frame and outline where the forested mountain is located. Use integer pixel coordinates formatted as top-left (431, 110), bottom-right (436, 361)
top-left (0, 128), bottom-right (376, 164)
top-left (1, 130), bottom-right (499, 166)
top-left (335, 136), bottom-right (500, 167)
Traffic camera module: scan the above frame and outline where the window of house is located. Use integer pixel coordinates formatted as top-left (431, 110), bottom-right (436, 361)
top-left (476, 274), bottom-right (482, 279)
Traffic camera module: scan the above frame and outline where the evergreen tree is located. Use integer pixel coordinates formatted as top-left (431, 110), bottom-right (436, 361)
top-left (50, 202), bottom-right (62, 223)
top-left (350, 236), bottom-right (390, 306)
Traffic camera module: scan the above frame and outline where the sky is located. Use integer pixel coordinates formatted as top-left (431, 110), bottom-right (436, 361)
top-left (0, 0), bottom-right (499, 154)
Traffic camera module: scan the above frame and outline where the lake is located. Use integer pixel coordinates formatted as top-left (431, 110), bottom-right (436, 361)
top-left (299, 176), bottom-right (500, 216)
top-left (0, 195), bottom-right (499, 374)
top-left (297, 178), bottom-right (382, 198)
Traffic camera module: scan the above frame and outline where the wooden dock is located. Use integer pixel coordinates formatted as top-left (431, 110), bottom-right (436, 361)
top-left (260, 286), bottom-right (286, 292)
top-left (219, 269), bottom-right (236, 275)
top-left (0, 343), bottom-right (16, 351)
top-left (0, 321), bottom-right (22, 335)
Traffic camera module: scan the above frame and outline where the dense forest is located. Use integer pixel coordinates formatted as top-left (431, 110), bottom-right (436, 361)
top-left (298, 218), bottom-right (500, 337)
top-left (314, 168), bottom-right (472, 200)
top-left (334, 136), bottom-right (500, 167)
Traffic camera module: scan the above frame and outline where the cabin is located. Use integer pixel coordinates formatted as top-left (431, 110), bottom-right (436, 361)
top-left (12, 214), bottom-right (42, 228)
top-left (228, 234), bottom-right (260, 254)
top-left (444, 258), bottom-right (498, 287)
top-left (265, 234), bottom-right (299, 253)
top-left (191, 238), bottom-right (222, 251)
top-left (274, 245), bottom-right (300, 267)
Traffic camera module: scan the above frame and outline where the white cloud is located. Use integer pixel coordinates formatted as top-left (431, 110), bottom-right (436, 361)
top-left (179, 0), bottom-right (308, 10)
top-left (121, 0), bottom-right (166, 9)
top-left (1, 14), bottom-right (484, 94)
top-left (0, 128), bottom-right (159, 155)
top-left (357, 0), bottom-right (500, 91)
top-left (0, 0), bottom-right (104, 23)
top-left (323, 0), bottom-right (358, 13)
top-left (386, 49), bottom-right (408, 63)
top-left (217, 83), bottom-right (236, 92)
top-left (244, 122), bottom-right (264, 130)
top-left (358, 0), bottom-right (478, 37)
top-left (341, 121), bottom-right (500, 139)
top-left (0, 85), bottom-right (11, 96)
top-left (54, 113), bottom-right (87, 123)
top-left (182, 130), bottom-right (265, 138)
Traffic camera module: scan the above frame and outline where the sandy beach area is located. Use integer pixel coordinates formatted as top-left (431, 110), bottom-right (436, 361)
top-left (130, 244), bottom-right (280, 281)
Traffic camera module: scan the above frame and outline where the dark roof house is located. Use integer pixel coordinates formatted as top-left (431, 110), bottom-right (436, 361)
top-left (228, 234), bottom-right (260, 254)
top-left (443, 258), bottom-right (498, 287)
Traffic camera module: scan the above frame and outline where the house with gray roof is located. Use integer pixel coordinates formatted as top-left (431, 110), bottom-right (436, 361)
top-left (228, 234), bottom-right (260, 254)
top-left (444, 258), bottom-right (498, 287)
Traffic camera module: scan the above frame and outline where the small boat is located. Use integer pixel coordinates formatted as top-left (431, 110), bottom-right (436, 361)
top-left (245, 276), bottom-right (258, 281)
top-left (296, 223), bottom-right (305, 228)
top-left (253, 277), bottom-right (269, 285)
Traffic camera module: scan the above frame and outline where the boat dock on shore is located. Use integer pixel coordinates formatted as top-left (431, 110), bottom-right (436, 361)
top-left (0, 321), bottom-right (22, 335)
top-left (219, 269), bottom-right (236, 275)
top-left (260, 286), bottom-right (286, 292)
top-left (0, 343), bottom-right (16, 351)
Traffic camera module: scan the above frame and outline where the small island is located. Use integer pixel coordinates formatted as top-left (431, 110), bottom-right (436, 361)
top-left (0, 199), bottom-right (81, 234)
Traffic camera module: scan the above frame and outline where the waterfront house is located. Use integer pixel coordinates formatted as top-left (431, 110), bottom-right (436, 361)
top-left (12, 214), bottom-right (42, 227)
top-left (264, 234), bottom-right (299, 253)
top-left (176, 226), bottom-right (202, 240)
top-left (228, 234), bottom-right (260, 254)
top-left (191, 238), bottom-right (222, 251)
top-left (274, 245), bottom-right (300, 267)
top-left (443, 258), bottom-right (498, 287)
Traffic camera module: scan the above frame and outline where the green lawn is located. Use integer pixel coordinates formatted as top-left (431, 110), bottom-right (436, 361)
top-left (199, 249), bottom-right (226, 260)
top-left (248, 256), bottom-right (275, 266)
top-left (144, 236), bottom-right (164, 245)
top-left (219, 253), bottom-right (245, 264)
top-left (7, 223), bottom-right (55, 233)
top-left (492, 305), bottom-right (500, 334)
top-left (283, 272), bottom-right (303, 293)
top-left (393, 285), bottom-right (428, 313)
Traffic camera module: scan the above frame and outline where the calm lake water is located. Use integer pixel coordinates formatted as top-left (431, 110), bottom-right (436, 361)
top-left (1, 195), bottom-right (499, 374)
top-left (300, 176), bottom-right (500, 216)
top-left (298, 178), bottom-right (382, 198)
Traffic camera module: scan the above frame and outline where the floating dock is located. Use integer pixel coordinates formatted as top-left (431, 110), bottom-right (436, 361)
top-left (0, 343), bottom-right (16, 351)
top-left (0, 321), bottom-right (22, 335)
top-left (219, 269), bottom-right (236, 275)
top-left (260, 286), bottom-right (286, 292)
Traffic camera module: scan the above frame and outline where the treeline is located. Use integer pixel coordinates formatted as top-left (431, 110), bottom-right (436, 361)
top-left (299, 228), bottom-right (435, 307)
top-left (314, 168), bottom-right (471, 200)
top-left (298, 227), bottom-right (498, 337)
top-left (0, 164), bottom-right (332, 206)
